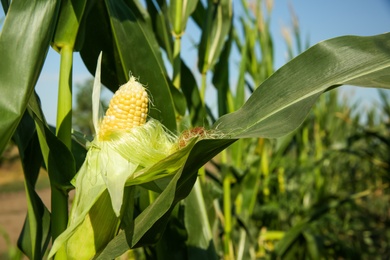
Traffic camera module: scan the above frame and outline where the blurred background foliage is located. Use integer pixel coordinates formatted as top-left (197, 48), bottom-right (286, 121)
top-left (67, 1), bottom-right (390, 258)
top-left (1, 0), bottom-right (389, 259)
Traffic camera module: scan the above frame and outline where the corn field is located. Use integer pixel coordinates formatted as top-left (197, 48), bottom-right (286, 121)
top-left (1, 0), bottom-right (390, 259)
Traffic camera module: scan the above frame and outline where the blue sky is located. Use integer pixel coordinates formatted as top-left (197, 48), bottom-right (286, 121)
top-left (271, 1), bottom-right (390, 67)
top-left (1, 1), bottom-right (390, 125)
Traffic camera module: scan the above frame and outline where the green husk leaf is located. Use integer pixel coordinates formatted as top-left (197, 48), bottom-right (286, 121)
top-left (107, 120), bottom-right (178, 169)
top-left (92, 52), bottom-right (103, 135)
top-left (48, 147), bottom-right (107, 258)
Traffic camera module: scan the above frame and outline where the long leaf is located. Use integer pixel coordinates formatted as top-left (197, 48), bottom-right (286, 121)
top-left (52, 0), bottom-right (88, 51)
top-left (13, 113), bottom-right (51, 259)
top-left (28, 93), bottom-right (76, 189)
top-left (274, 189), bottom-right (372, 257)
top-left (146, 0), bottom-right (173, 62)
top-left (181, 61), bottom-right (207, 126)
top-left (212, 24), bottom-right (233, 117)
top-left (169, 0), bottom-right (199, 34)
top-left (79, 1), bottom-right (120, 89)
top-left (213, 33), bottom-right (390, 139)
top-left (198, 0), bottom-right (232, 73)
top-left (0, 0), bottom-right (60, 154)
top-left (1, 0), bottom-right (9, 14)
top-left (144, 0), bottom-right (188, 117)
top-left (184, 180), bottom-right (218, 260)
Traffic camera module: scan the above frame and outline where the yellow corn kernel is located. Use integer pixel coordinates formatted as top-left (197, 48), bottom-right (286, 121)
top-left (98, 76), bottom-right (148, 140)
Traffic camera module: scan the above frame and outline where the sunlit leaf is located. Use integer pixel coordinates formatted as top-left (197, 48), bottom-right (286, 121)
top-left (212, 25), bottom-right (233, 117)
top-left (146, 0), bottom-right (173, 62)
top-left (181, 61), bottom-right (207, 126)
top-left (198, 0), bottom-right (232, 73)
top-left (0, 0), bottom-right (60, 154)
top-left (52, 0), bottom-right (88, 51)
top-left (28, 93), bottom-right (75, 189)
top-left (214, 33), bottom-right (390, 139)
top-left (169, 0), bottom-right (199, 34)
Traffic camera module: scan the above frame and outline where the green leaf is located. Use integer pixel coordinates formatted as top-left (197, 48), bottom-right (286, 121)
top-left (181, 61), bottom-right (208, 126)
top-left (184, 181), bottom-right (218, 260)
top-left (1, 0), bottom-right (9, 14)
top-left (214, 33), bottom-right (390, 139)
top-left (169, 0), bottom-right (199, 34)
top-left (198, 0), bottom-right (232, 73)
top-left (0, 0), bottom-right (60, 155)
top-left (272, 222), bottom-right (308, 258)
top-left (52, 0), bottom-right (88, 51)
top-left (191, 1), bottom-right (205, 29)
top-left (146, 0), bottom-right (174, 62)
top-left (28, 93), bottom-right (76, 189)
top-left (13, 113), bottom-right (51, 259)
top-left (234, 24), bottom-right (249, 110)
top-left (144, 0), bottom-right (188, 116)
top-left (212, 25), bottom-right (233, 117)
top-left (303, 231), bottom-right (321, 260)
top-left (70, 131), bottom-right (88, 172)
top-left (79, 2), bottom-right (120, 88)
top-left (274, 190), bottom-right (372, 257)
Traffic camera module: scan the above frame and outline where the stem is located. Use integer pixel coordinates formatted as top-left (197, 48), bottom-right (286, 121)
top-left (223, 175), bottom-right (232, 259)
top-left (56, 46), bottom-right (73, 148)
top-left (172, 0), bottom-right (182, 89)
top-left (222, 150), bottom-right (233, 259)
top-left (52, 45), bottom-right (73, 241)
top-left (200, 73), bottom-right (207, 105)
top-left (172, 34), bottom-right (181, 89)
top-left (261, 140), bottom-right (270, 201)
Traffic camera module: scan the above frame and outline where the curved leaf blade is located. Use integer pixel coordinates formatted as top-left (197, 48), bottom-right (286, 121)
top-left (213, 33), bottom-right (390, 138)
top-left (28, 93), bottom-right (76, 188)
top-left (198, 0), bottom-right (232, 73)
top-left (52, 0), bottom-right (88, 50)
top-left (13, 113), bottom-right (51, 259)
top-left (0, 0), bottom-right (60, 154)
top-left (79, 1), bottom-right (120, 89)
top-left (169, 0), bottom-right (199, 34)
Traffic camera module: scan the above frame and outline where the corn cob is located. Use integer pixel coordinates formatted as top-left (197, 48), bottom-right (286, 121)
top-left (98, 76), bottom-right (148, 140)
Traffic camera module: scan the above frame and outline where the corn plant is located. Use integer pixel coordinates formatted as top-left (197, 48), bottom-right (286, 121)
top-left (1, 0), bottom-right (390, 259)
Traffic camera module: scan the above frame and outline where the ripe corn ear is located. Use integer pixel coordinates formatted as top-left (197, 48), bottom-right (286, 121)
top-left (49, 71), bottom-right (180, 259)
top-left (98, 76), bottom-right (148, 140)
